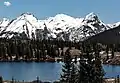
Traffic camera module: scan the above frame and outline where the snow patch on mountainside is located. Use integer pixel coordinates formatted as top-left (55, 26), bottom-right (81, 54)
top-left (0, 12), bottom-right (118, 41)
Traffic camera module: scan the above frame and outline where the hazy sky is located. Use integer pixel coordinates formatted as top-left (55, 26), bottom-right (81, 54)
top-left (0, 0), bottom-right (120, 23)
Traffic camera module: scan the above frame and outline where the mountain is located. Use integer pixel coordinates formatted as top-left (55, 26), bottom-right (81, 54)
top-left (0, 12), bottom-right (119, 41)
top-left (85, 25), bottom-right (120, 44)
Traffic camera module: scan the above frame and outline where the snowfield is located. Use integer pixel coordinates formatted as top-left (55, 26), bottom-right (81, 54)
top-left (0, 12), bottom-right (119, 41)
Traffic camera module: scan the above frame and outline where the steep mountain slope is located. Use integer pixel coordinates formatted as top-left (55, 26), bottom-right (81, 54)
top-left (0, 13), bottom-right (43, 39)
top-left (0, 18), bottom-right (10, 33)
top-left (0, 12), bottom-right (118, 41)
top-left (85, 25), bottom-right (120, 44)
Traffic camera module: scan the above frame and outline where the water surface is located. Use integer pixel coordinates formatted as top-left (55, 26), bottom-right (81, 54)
top-left (103, 64), bottom-right (120, 78)
top-left (0, 62), bottom-right (119, 81)
top-left (0, 62), bottom-right (62, 82)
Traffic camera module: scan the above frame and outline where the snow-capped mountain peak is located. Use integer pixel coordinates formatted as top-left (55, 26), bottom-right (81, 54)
top-left (84, 12), bottom-right (100, 23)
top-left (85, 12), bottom-right (98, 19)
top-left (0, 13), bottom-right (41, 39)
top-left (0, 18), bottom-right (10, 27)
top-left (0, 13), bottom-right (117, 41)
top-left (54, 14), bottom-right (75, 21)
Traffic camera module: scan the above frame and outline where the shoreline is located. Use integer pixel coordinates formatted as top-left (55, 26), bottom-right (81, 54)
top-left (0, 55), bottom-right (120, 65)
top-left (0, 56), bottom-right (63, 63)
top-left (3, 80), bottom-right (53, 83)
top-left (2, 78), bottom-right (120, 83)
top-left (102, 55), bottom-right (120, 65)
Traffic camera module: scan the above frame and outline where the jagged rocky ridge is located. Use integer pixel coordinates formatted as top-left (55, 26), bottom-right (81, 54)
top-left (0, 12), bottom-right (119, 42)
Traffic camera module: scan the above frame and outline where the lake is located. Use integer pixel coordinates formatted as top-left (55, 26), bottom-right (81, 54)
top-left (0, 62), bottom-right (119, 82)
top-left (0, 62), bottom-right (62, 82)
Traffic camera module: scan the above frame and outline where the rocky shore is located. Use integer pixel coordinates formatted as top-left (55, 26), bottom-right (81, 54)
top-left (103, 56), bottom-right (120, 65)
top-left (0, 56), bottom-right (63, 63)
top-left (101, 52), bottom-right (120, 65)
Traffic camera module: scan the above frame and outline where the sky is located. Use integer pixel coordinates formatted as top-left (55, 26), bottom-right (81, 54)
top-left (0, 0), bottom-right (120, 23)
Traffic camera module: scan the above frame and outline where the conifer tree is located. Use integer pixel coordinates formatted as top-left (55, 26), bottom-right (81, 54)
top-left (60, 48), bottom-right (72, 83)
top-left (93, 44), bottom-right (105, 83)
top-left (111, 44), bottom-right (115, 59)
top-left (69, 62), bottom-right (77, 83)
top-left (77, 43), bottom-right (104, 83)
top-left (106, 45), bottom-right (109, 60)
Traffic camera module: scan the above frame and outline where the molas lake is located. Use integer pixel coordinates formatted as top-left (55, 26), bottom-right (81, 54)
top-left (0, 62), bottom-right (119, 82)
top-left (0, 0), bottom-right (120, 82)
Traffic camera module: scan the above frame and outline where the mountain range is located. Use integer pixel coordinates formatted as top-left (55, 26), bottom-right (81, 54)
top-left (0, 12), bottom-right (119, 42)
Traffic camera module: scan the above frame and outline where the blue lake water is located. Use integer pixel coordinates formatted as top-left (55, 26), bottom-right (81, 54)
top-left (0, 62), bottom-right (62, 82)
top-left (103, 64), bottom-right (120, 78)
top-left (0, 62), bottom-right (119, 82)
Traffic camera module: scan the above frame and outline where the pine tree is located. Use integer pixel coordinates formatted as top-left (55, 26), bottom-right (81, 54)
top-left (77, 43), bottom-right (105, 83)
top-left (93, 44), bottom-right (105, 83)
top-left (7, 43), bottom-right (11, 57)
top-left (111, 44), bottom-right (115, 59)
top-left (0, 43), bottom-right (3, 58)
top-left (106, 45), bottom-right (109, 60)
top-left (60, 48), bottom-right (72, 83)
top-left (69, 62), bottom-right (77, 83)
top-left (77, 51), bottom-right (94, 83)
